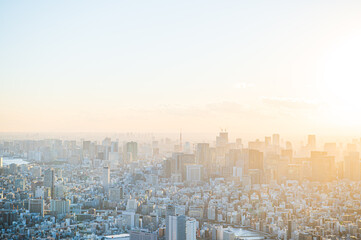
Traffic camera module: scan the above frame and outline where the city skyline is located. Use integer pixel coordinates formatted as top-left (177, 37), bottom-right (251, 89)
top-left (3, 1), bottom-right (361, 239)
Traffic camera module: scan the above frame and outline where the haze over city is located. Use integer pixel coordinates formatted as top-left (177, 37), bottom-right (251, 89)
top-left (2, 1), bottom-right (361, 240)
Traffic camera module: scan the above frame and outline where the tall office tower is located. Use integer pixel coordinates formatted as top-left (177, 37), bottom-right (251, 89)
top-left (216, 131), bottom-right (229, 167)
top-left (249, 149), bottom-right (264, 171)
top-left (272, 133), bottom-right (280, 146)
top-left (126, 141), bottom-right (138, 162)
top-left (50, 199), bottom-right (71, 215)
top-left (29, 199), bottom-right (44, 217)
top-left (0, 157), bottom-right (2, 168)
top-left (344, 152), bottom-right (361, 181)
top-left (310, 151), bottom-right (336, 182)
top-left (102, 166), bottom-right (110, 189)
top-left (44, 168), bottom-right (55, 199)
top-left (166, 215), bottom-right (186, 240)
top-left (186, 218), bottom-right (197, 240)
top-left (111, 141), bottom-right (119, 152)
top-left (216, 131), bottom-right (228, 147)
top-left (164, 158), bottom-right (172, 178)
top-left (196, 143), bottom-right (210, 165)
top-left (82, 140), bottom-right (91, 152)
top-left (307, 135), bottom-right (316, 150)
top-left (171, 152), bottom-right (183, 175)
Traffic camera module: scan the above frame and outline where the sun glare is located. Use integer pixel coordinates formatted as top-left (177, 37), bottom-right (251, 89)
top-left (323, 33), bottom-right (361, 125)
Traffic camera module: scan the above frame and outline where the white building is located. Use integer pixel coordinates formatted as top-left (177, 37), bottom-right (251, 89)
top-left (186, 218), bottom-right (197, 240)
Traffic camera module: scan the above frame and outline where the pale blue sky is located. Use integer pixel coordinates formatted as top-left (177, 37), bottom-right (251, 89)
top-left (1, 1), bottom-right (361, 135)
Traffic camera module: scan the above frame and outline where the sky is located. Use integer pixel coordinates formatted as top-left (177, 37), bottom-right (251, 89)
top-left (1, 0), bottom-right (361, 137)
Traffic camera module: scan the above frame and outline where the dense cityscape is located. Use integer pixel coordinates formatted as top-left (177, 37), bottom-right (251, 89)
top-left (3, 1), bottom-right (361, 240)
top-left (1, 132), bottom-right (361, 239)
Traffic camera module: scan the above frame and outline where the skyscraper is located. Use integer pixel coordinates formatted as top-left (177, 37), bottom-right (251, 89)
top-left (125, 141), bottom-right (138, 162)
top-left (102, 166), bottom-right (110, 189)
top-left (196, 143), bottom-right (210, 166)
top-left (29, 199), bottom-right (44, 217)
top-left (44, 168), bottom-right (55, 199)
top-left (344, 152), bottom-right (360, 181)
top-left (166, 215), bottom-right (186, 240)
top-left (186, 218), bottom-right (197, 240)
top-left (50, 199), bottom-right (71, 216)
top-left (310, 151), bottom-right (336, 182)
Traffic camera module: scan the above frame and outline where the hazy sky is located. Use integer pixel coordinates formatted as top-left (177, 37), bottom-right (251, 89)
top-left (1, 1), bottom-right (361, 136)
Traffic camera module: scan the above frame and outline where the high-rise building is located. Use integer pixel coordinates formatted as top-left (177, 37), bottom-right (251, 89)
top-left (44, 168), bottom-right (55, 199)
top-left (344, 152), bottom-right (360, 181)
top-left (216, 131), bottom-right (228, 147)
top-left (102, 166), bottom-right (110, 189)
top-left (186, 218), bottom-right (197, 240)
top-left (0, 157), bottom-right (2, 168)
top-left (196, 143), bottom-right (210, 166)
top-left (310, 151), bottom-right (336, 182)
top-left (50, 199), bottom-right (71, 215)
top-left (166, 215), bottom-right (186, 240)
top-left (125, 141), bottom-right (138, 162)
top-left (249, 149), bottom-right (264, 171)
top-left (83, 140), bottom-right (91, 152)
top-left (29, 199), bottom-right (44, 217)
